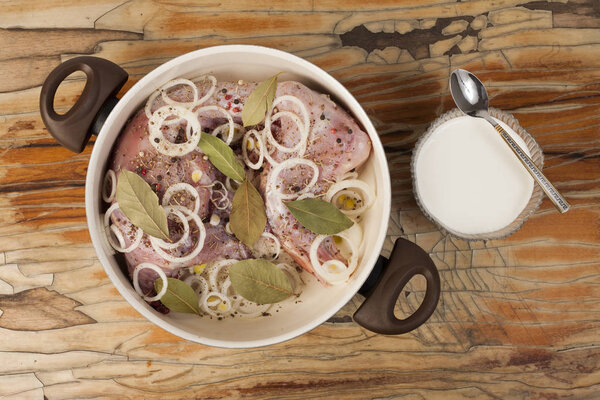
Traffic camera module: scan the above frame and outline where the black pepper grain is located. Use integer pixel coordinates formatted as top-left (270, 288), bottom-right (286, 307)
top-left (320, 114), bottom-right (325, 120)
top-left (348, 128), bottom-right (353, 134)
top-left (233, 99), bottom-right (239, 104)
top-left (221, 88), bottom-right (227, 94)
top-left (336, 138), bottom-right (341, 143)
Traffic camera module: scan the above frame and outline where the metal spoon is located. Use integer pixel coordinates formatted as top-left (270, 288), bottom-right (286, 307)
top-left (449, 69), bottom-right (570, 213)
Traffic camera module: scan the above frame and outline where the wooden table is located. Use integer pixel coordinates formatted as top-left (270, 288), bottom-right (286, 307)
top-left (1, 0), bottom-right (599, 398)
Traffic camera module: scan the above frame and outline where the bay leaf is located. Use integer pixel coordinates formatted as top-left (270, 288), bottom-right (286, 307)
top-left (198, 133), bottom-right (245, 181)
top-left (242, 73), bottom-right (280, 127)
top-left (285, 198), bottom-right (353, 235)
top-left (154, 277), bottom-right (200, 314)
top-left (229, 259), bottom-right (293, 304)
top-left (230, 179), bottom-right (267, 247)
top-left (116, 169), bottom-right (169, 240)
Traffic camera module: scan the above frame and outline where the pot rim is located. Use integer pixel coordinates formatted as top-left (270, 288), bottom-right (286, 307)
top-left (85, 44), bottom-right (392, 348)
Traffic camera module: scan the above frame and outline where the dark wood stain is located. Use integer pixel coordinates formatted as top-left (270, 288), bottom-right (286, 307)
top-left (340, 15), bottom-right (483, 59)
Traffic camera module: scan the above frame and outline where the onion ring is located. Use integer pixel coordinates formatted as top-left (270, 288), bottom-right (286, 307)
top-left (309, 234), bottom-right (359, 285)
top-left (162, 183), bottom-right (201, 219)
top-left (149, 206), bottom-right (206, 264)
top-left (242, 129), bottom-right (265, 170)
top-left (196, 105), bottom-right (235, 144)
top-left (133, 263), bottom-right (168, 302)
top-left (267, 158), bottom-right (319, 200)
top-left (325, 178), bottom-right (374, 216)
top-left (148, 105), bottom-right (201, 157)
top-left (102, 170), bottom-right (116, 203)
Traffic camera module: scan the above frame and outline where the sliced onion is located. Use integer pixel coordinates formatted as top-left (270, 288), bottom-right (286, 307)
top-left (254, 232), bottom-right (281, 260)
top-left (267, 158), bottom-right (319, 200)
top-left (160, 78), bottom-right (199, 108)
top-left (183, 274), bottom-right (209, 295)
top-left (148, 206), bottom-right (206, 264)
top-left (106, 224), bottom-right (143, 253)
top-left (102, 170), bottom-right (116, 203)
top-left (133, 263), bottom-right (168, 302)
top-left (207, 259), bottom-right (236, 289)
top-left (242, 129), bottom-right (265, 170)
top-left (225, 177), bottom-right (242, 192)
top-left (145, 78), bottom-right (203, 119)
top-left (296, 192), bottom-right (315, 201)
top-left (214, 122), bottom-right (244, 145)
top-left (191, 75), bottom-right (217, 106)
top-left (104, 202), bottom-right (119, 228)
top-left (144, 90), bottom-right (161, 119)
top-left (148, 105), bottom-right (201, 157)
top-left (325, 178), bottom-right (374, 216)
top-left (196, 105), bottom-right (235, 144)
top-left (236, 300), bottom-right (270, 317)
top-left (262, 95), bottom-right (310, 164)
top-left (103, 202), bottom-right (143, 253)
top-left (208, 181), bottom-right (230, 210)
top-left (201, 291), bottom-right (233, 317)
top-left (263, 111), bottom-right (307, 154)
top-left (277, 263), bottom-right (302, 294)
top-left (162, 182), bottom-right (200, 219)
top-left (150, 206), bottom-right (189, 250)
top-left (341, 171), bottom-right (359, 180)
top-left (267, 95), bottom-right (310, 139)
top-left (309, 234), bottom-right (359, 285)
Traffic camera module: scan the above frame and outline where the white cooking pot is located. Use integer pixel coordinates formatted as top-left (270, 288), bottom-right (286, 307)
top-left (40, 45), bottom-right (440, 348)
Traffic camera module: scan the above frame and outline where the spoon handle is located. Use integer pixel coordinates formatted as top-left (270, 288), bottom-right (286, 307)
top-left (487, 118), bottom-right (570, 213)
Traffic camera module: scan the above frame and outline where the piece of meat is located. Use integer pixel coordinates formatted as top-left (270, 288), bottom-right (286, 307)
top-left (107, 77), bottom-right (370, 292)
top-left (108, 79), bottom-right (257, 293)
top-left (259, 81), bottom-right (372, 279)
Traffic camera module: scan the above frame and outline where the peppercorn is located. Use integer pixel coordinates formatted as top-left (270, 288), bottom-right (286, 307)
top-left (233, 99), bottom-right (239, 104)
top-left (225, 94), bottom-right (232, 100)
top-left (221, 88), bottom-right (227, 93)
top-left (336, 138), bottom-right (341, 143)
top-left (348, 128), bottom-right (353, 134)
top-left (320, 114), bottom-right (325, 120)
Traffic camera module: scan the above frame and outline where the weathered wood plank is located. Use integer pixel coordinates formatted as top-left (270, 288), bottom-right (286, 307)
top-left (1, 0), bottom-right (600, 398)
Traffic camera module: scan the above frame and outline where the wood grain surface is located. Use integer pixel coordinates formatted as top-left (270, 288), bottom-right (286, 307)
top-left (1, 0), bottom-right (599, 398)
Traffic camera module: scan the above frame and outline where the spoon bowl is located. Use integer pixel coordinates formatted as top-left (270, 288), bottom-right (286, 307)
top-left (449, 69), bottom-right (490, 117)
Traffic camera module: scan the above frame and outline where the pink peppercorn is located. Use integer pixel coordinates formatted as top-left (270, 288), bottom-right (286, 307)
top-left (232, 107), bottom-right (241, 113)
top-left (225, 94), bottom-right (232, 100)
top-left (331, 128), bottom-right (337, 134)
top-left (141, 168), bottom-right (147, 175)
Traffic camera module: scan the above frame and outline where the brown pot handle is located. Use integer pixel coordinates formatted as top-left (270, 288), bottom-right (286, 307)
top-left (39, 56), bottom-right (128, 153)
top-left (353, 238), bottom-right (440, 335)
